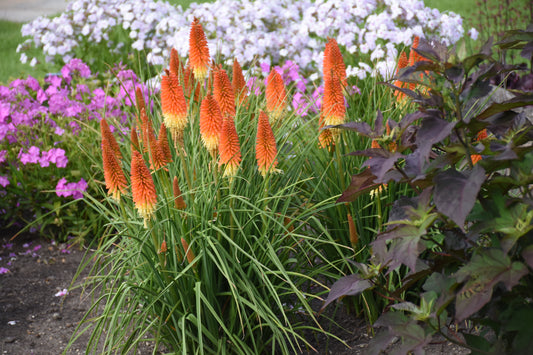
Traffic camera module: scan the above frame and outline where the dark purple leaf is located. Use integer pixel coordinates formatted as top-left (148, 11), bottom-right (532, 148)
top-left (372, 312), bottom-right (431, 355)
top-left (445, 65), bottom-right (464, 83)
top-left (327, 121), bottom-right (373, 136)
top-left (522, 246), bottom-right (533, 270)
top-left (319, 274), bottom-right (372, 314)
top-left (476, 94), bottom-right (533, 120)
top-left (521, 41), bottom-right (533, 60)
top-left (415, 116), bottom-right (456, 162)
top-left (362, 152), bottom-right (404, 183)
top-left (337, 168), bottom-right (380, 203)
top-left (373, 225), bottom-right (426, 272)
top-left (454, 249), bottom-right (528, 322)
top-left (434, 165), bottom-right (486, 230)
top-left (374, 110), bottom-right (384, 136)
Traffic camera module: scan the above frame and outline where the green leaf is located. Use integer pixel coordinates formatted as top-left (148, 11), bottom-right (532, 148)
top-left (463, 333), bottom-right (492, 355)
top-left (434, 165), bottom-right (486, 231)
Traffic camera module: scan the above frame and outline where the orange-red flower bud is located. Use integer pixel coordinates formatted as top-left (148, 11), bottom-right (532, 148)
top-left (131, 151), bottom-right (157, 227)
top-left (218, 118), bottom-right (241, 179)
top-left (161, 70), bottom-right (188, 142)
top-left (200, 93), bottom-right (223, 157)
top-left (189, 18), bottom-right (210, 82)
top-left (213, 66), bottom-right (236, 118)
top-left (256, 111), bottom-right (278, 177)
top-left (266, 69), bottom-right (287, 124)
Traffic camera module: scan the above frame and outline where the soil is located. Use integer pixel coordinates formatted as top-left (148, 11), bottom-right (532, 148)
top-left (0, 227), bottom-right (470, 355)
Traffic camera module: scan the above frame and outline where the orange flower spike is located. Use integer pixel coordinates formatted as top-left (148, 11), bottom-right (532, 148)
top-left (180, 238), bottom-right (195, 265)
top-left (158, 240), bottom-right (168, 254)
top-left (157, 123), bottom-right (172, 164)
top-left (347, 213), bottom-right (358, 247)
top-left (393, 51), bottom-right (409, 102)
top-left (131, 151), bottom-right (157, 227)
top-left (323, 37), bottom-right (347, 86)
top-left (173, 176), bottom-right (187, 210)
top-left (232, 58), bottom-right (247, 104)
top-left (161, 70), bottom-right (188, 142)
top-left (130, 127), bottom-right (140, 152)
top-left (218, 118), bottom-right (241, 179)
top-left (100, 118), bottom-right (122, 160)
top-left (200, 93), bottom-right (223, 157)
top-left (256, 111), bottom-right (279, 177)
top-left (213, 66), bottom-right (236, 118)
top-left (140, 108), bottom-right (151, 152)
top-left (189, 18), bottom-right (210, 82)
top-left (371, 139), bottom-right (381, 149)
top-left (318, 115), bottom-right (335, 151)
top-left (169, 47), bottom-right (183, 77)
top-left (135, 87), bottom-right (147, 121)
top-left (265, 69), bottom-right (287, 124)
top-left (102, 138), bottom-right (127, 201)
top-left (322, 75), bottom-right (345, 127)
top-left (148, 126), bottom-right (166, 170)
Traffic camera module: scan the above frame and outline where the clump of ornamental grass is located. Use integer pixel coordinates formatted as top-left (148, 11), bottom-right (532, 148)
top-left (69, 20), bottom-right (349, 354)
top-left (0, 59), bottom-right (149, 241)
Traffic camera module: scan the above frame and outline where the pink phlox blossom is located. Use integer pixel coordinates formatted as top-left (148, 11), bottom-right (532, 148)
top-left (46, 148), bottom-right (68, 167)
top-left (55, 177), bottom-right (87, 199)
top-left (25, 76), bottom-right (40, 92)
top-left (20, 146), bottom-right (41, 165)
top-left (0, 102), bottom-right (10, 122)
top-left (0, 267), bottom-right (9, 274)
top-left (0, 150), bottom-right (7, 163)
top-left (54, 126), bottom-right (65, 136)
top-left (0, 175), bottom-right (9, 187)
top-left (36, 88), bottom-right (47, 103)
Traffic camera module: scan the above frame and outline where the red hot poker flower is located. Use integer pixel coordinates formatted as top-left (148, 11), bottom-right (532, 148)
top-left (100, 118), bottom-right (122, 160)
top-left (158, 123), bottom-right (172, 164)
top-left (232, 58), bottom-right (247, 105)
top-left (213, 66), bottom-right (236, 118)
top-left (161, 70), bottom-right (188, 142)
top-left (173, 176), bottom-right (187, 210)
top-left (102, 136), bottom-right (127, 201)
top-left (131, 151), bottom-right (157, 227)
top-left (218, 118), bottom-right (241, 179)
top-left (323, 37), bottom-right (347, 86)
top-left (200, 93), bottom-right (223, 157)
top-left (189, 18), bottom-right (210, 82)
top-left (265, 69), bottom-right (287, 124)
top-left (321, 74), bottom-right (345, 139)
top-left (169, 47), bottom-right (184, 77)
top-left (256, 111), bottom-right (278, 177)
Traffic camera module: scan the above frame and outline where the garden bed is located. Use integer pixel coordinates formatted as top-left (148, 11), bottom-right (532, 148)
top-left (1, 228), bottom-right (469, 354)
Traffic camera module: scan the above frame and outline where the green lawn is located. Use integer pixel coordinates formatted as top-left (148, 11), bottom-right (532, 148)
top-left (0, 0), bottom-right (530, 84)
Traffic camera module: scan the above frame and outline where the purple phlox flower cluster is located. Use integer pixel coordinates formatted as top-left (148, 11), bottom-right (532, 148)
top-left (2, 242), bottom-right (13, 249)
top-left (61, 58), bottom-right (91, 84)
top-left (55, 177), bottom-right (88, 200)
top-left (0, 267), bottom-right (9, 274)
top-left (18, 146), bottom-right (68, 168)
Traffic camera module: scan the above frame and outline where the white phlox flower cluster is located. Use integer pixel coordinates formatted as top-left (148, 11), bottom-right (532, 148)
top-left (19, 0), bottom-right (471, 80)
